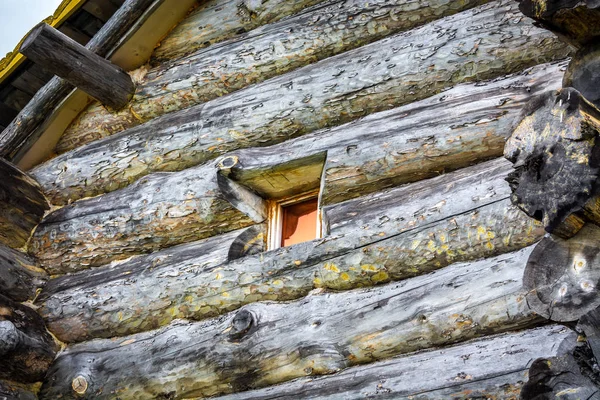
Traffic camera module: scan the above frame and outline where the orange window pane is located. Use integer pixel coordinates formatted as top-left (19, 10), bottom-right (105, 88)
top-left (281, 198), bottom-right (318, 247)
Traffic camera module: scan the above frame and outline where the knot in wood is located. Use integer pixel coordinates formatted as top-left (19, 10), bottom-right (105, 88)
top-left (72, 375), bottom-right (88, 395)
top-left (0, 320), bottom-right (19, 355)
top-left (217, 156), bottom-right (239, 170)
top-left (229, 309), bottom-right (255, 340)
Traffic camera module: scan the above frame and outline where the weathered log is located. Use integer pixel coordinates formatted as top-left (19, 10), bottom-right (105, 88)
top-left (30, 162), bottom-right (266, 274)
top-left (0, 158), bottom-right (49, 250)
top-left (504, 87), bottom-right (600, 238)
top-left (563, 43), bottom-right (600, 109)
top-left (0, 380), bottom-right (37, 400)
top-left (40, 246), bottom-right (542, 399)
top-left (523, 224), bottom-right (600, 322)
top-left (223, 61), bottom-right (565, 205)
top-left (58, 0), bottom-right (500, 154)
top-left (214, 325), bottom-right (574, 400)
top-left (520, 332), bottom-right (600, 399)
top-left (0, 294), bottom-right (57, 383)
top-left (518, 0), bottom-right (600, 47)
top-left (20, 24), bottom-right (134, 110)
top-left (0, 244), bottom-right (46, 302)
top-left (0, 0), bottom-right (161, 162)
top-left (579, 306), bottom-right (600, 367)
top-left (37, 0), bottom-right (572, 206)
top-left (37, 159), bottom-right (544, 342)
top-left (152, 0), bottom-right (327, 63)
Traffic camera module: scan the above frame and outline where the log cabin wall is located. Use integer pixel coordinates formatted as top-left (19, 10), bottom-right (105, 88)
top-left (4, 0), bottom-right (600, 398)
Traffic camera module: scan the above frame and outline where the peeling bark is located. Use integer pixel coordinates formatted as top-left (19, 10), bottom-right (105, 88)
top-left (39, 246), bottom-right (542, 399)
top-left (38, 159), bottom-right (543, 342)
top-left (0, 244), bottom-right (46, 302)
top-left (34, 0), bottom-right (572, 206)
top-left (0, 158), bottom-right (49, 250)
top-left (58, 0), bottom-right (495, 154)
top-left (215, 325), bottom-right (575, 400)
top-left (0, 294), bottom-right (57, 383)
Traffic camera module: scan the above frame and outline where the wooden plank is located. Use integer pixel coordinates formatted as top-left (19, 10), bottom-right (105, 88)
top-left (0, 294), bottom-right (57, 383)
top-left (0, 0), bottom-right (163, 162)
top-left (504, 88), bottom-right (600, 238)
top-left (20, 24), bottom-right (134, 109)
top-left (0, 102), bottom-right (18, 127)
top-left (58, 24), bottom-right (92, 46)
top-left (10, 71), bottom-right (47, 97)
top-left (57, 0), bottom-right (570, 157)
top-left (41, 0), bottom-right (572, 206)
top-left (83, 0), bottom-right (120, 22)
top-left (0, 244), bottom-right (47, 302)
top-left (37, 159), bottom-right (544, 341)
top-left (39, 246), bottom-right (543, 399)
top-left (0, 158), bottom-right (49, 250)
top-left (2, 86), bottom-right (32, 111)
top-left (215, 325), bottom-right (575, 400)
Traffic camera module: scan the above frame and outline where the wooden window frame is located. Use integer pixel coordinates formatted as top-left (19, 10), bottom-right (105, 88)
top-left (266, 190), bottom-right (322, 250)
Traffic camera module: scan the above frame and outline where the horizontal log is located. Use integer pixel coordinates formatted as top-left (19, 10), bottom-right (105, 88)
top-left (504, 88), bottom-right (600, 238)
top-left (0, 294), bottom-right (57, 383)
top-left (36, 0), bottom-right (572, 205)
top-left (0, 380), bottom-right (37, 400)
top-left (224, 61), bottom-right (565, 205)
top-left (151, 0), bottom-right (327, 62)
top-left (0, 0), bottom-right (160, 162)
top-left (563, 43), bottom-right (600, 109)
top-left (578, 306), bottom-right (600, 367)
top-left (518, 0), bottom-right (600, 47)
top-left (38, 159), bottom-right (544, 342)
top-left (215, 325), bottom-right (575, 400)
top-left (40, 246), bottom-right (542, 399)
top-left (20, 24), bottom-right (135, 110)
top-left (0, 158), bottom-right (49, 249)
top-left (0, 244), bottom-right (46, 302)
top-left (59, 0), bottom-right (497, 154)
top-left (30, 162), bottom-right (265, 274)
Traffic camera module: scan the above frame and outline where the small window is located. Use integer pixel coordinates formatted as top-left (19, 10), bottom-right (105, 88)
top-left (267, 191), bottom-right (321, 250)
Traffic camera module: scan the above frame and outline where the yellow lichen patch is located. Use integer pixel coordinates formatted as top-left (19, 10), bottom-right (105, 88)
top-left (324, 263), bottom-right (340, 273)
top-left (370, 270), bottom-right (389, 283)
top-left (361, 264), bottom-right (378, 272)
top-left (340, 272), bottom-right (350, 281)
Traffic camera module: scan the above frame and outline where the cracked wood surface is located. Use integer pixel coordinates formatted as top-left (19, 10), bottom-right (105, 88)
top-left (215, 325), bottom-right (575, 400)
top-left (0, 244), bottom-right (46, 302)
top-left (40, 246), bottom-right (542, 399)
top-left (37, 159), bottom-right (544, 342)
top-left (30, 161), bottom-right (263, 275)
top-left (0, 158), bottom-right (49, 250)
top-left (33, 0), bottom-right (571, 206)
top-left (57, 0), bottom-right (492, 154)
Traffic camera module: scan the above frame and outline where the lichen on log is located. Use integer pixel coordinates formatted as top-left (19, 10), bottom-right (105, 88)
top-left (37, 159), bottom-right (544, 342)
top-left (39, 246), bottom-right (542, 399)
top-left (34, 0), bottom-right (572, 206)
top-left (57, 0), bottom-right (495, 154)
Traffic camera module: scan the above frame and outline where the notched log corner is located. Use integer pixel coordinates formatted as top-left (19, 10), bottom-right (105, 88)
top-left (564, 42), bottom-right (600, 109)
top-left (518, 0), bottom-right (600, 47)
top-left (0, 294), bottom-right (57, 383)
top-left (523, 224), bottom-right (600, 322)
top-left (505, 87), bottom-right (600, 238)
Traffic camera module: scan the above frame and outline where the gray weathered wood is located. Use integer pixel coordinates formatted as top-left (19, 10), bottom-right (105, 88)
top-left (0, 158), bottom-right (49, 250)
top-left (59, 0), bottom-right (499, 154)
top-left (505, 88), bottom-right (600, 238)
top-left (215, 325), bottom-right (575, 400)
top-left (0, 244), bottom-right (46, 302)
top-left (518, 0), bottom-right (600, 47)
top-left (36, 0), bottom-right (572, 205)
top-left (20, 24), bottom-right (134, 109)
top-left (39, 246), bottom-right (542, 399)
top-left (151, 0), bottom-right (328, 63)
top-left (578, 306), bottom-right (600, 366)
top-left (37, 159), bottom-right (544, 342)
top-left (0, 294), bottom-right (57, 383)
top-left (0, 380), bottom-right (37, 400)
top-left (30, 162), bottom-right (266, 274)
top-left (523, 224), bottom-right (600, 322)
top-left (0, 0), bottom-right (160, 162)
top-left (563, 43), bottom-right (600, 109)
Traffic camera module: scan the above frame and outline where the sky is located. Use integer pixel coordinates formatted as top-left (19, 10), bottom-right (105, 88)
top-left (0, 0), bottom-right (64, 58)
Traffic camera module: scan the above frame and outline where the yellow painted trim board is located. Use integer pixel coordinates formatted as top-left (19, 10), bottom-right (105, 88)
top-left (0, 0), bottom-right (87, 84)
